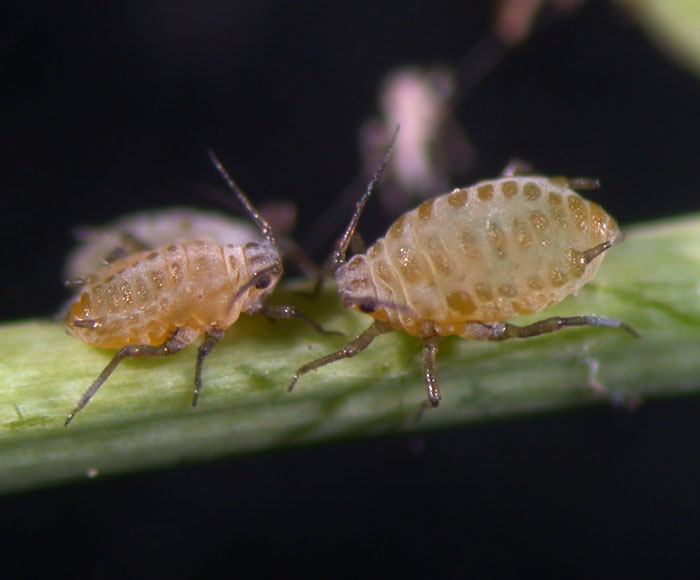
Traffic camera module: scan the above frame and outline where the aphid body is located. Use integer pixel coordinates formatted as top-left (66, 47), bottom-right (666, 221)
top-left (338, 176), bottom-right (618, 338)
top-left (290, 136), bottom-right (634, 407)
top-left (65, 152), bottom-right (328, 425)
top-left (67, 237), bottom-right (279, 350)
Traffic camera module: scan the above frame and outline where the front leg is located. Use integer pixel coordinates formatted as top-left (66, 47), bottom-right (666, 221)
top-left (288, 320), bottom-right (393, 392)
top-left (257, 303), bottom-right (342, 336)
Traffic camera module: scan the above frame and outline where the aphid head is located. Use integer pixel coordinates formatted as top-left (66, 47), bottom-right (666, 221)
top-left (336, 255), bottom-right (412, 322)
top-left (336, 255), bottom-right (380, 312)
top-left (242, 241), bottom-right (284, 293)
top-left (223, 240), bottom-right (283, 314)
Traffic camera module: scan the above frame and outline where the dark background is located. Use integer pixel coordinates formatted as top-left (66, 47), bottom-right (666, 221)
top-left (3, 1), bottom-right (700, 577)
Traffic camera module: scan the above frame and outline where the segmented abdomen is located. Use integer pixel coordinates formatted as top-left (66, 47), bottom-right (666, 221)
top-left (341, 176), bottom-right (618, 337)
top-left (67, 239), bottom-right (245, 348)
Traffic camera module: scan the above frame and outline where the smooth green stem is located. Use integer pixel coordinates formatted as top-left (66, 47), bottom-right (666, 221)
top-left (2, 213), bottom-right (700, 493)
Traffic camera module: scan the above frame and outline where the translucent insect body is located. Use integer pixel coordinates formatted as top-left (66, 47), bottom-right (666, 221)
top-left (290, 139), bottom-right (635, 407)
top-left (65, 152), bottom-right (328, 425)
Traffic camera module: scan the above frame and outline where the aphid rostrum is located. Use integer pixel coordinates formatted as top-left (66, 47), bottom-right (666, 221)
top-left (65, 152), bottom-right (330, 425)
top-left (289, 140), bottom-right (636, 407)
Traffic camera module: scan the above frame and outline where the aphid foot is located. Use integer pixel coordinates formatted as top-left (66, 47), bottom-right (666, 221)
top-left (287, 373), bottom-right (300, 393)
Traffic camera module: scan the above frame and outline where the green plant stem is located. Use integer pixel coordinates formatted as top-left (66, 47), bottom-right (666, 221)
top-left (2, 213), bottom-right (700, 493)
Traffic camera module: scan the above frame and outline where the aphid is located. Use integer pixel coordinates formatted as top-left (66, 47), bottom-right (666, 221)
top-left (65, 152), bottom-right (330, 425)
top-left (289, 140), bottom-right (635, 407)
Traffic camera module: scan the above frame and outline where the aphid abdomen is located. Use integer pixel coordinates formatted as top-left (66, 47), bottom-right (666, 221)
top-left (352, 177), bottom-right (618, 337)
top-left (67, 239), bottom-right (245, 348)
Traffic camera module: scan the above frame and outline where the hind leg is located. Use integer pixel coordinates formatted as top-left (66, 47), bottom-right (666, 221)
top-left (65, 328), bottom-right (194, 426)
top-left (485, 315), bottom-right (638, 342)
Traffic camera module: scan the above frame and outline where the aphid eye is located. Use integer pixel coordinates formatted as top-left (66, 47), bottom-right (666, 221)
top-left (255, 275), bottom-right (272, 289)
top-left (358, 301), bottom-right (376, 313)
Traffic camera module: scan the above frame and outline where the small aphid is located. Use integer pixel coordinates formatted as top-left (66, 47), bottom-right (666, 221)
top-left (289, 137), bottom-right (636, 407)
top-left (65, 152), bottom-right (330, 425)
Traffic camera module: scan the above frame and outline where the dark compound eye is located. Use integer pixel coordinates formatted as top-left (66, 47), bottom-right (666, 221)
top-left (255, 275), bottom-right (272, 289)
top-left (358, 301), bottom-right (376, 313)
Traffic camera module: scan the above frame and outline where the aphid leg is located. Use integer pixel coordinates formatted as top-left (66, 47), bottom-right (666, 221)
top-left (103, 231), bottom-right (151, 264)
top-left (193, 328), bottom-right (225, 407)
top-left (288, 320), bottom-right (393, 392)
top-left (421, 336), bottom-right (443, 407)
top-left (275, 237), bottom-right (325, 298)
top-left (102, 246), bottom-right (129, 265)
top-left (276, 237), bottom-right (322, 279)
top-left (65, 331), bottom-right (191, 426)
top-left (487, 315), bottom-right (639, 342)
top-left (119, 230), bottom-right (151, 250)
top-left (258, 304), bottom-right (342, 336)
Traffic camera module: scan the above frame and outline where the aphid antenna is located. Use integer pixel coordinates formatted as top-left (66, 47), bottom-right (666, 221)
top-left (329, 125), bottom-right (400, 274)
top-left (207, 149), bottom-right (278, 248)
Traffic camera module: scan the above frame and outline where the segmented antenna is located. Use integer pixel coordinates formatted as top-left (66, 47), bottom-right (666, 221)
top-left (329, 125), bottom-right (400, 273)
top-left (207, 149), bottom-right (277, 247)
